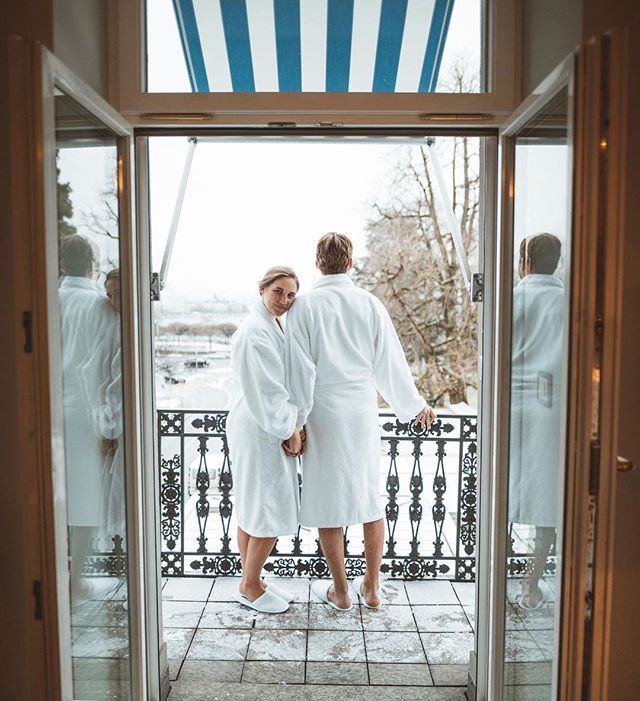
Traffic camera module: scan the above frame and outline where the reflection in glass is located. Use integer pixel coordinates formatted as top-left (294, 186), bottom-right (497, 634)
top-left (55, 91), bottom-right (130, 699)
top-left (504, 90), bottom-right (569, 699)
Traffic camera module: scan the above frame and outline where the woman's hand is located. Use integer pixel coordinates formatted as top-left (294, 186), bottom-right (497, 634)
top-left (101, 438), bottom-right (118, 457)
top-left (282, 429), bottom-right (302, 457)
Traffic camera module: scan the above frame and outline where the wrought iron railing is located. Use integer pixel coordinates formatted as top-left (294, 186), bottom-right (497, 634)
top-left (158, 410), bottom-right (478, 581)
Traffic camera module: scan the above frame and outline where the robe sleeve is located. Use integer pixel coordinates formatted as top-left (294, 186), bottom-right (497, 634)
top-left (235, 329), bottom-right (298, 441)
top-left (373, 300), bottom-right (426, 423)
top-left (284, 302), bottom-right (316, 429)
top-left (77, 303), bottom-right (121, 439)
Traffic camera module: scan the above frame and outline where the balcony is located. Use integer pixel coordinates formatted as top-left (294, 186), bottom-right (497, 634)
top-left (71, 409), bottom-right (555, 698)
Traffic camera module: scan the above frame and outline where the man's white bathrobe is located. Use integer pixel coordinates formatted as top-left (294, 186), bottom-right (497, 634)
top-left (508, 273), bottom-right (565, 527)
top-left (285, 274), bottom-right (426, 528)
top-left (226, 301), bottom-right (300, 537)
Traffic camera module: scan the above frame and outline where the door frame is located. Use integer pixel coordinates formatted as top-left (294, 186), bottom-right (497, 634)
top-left (34, 44), bottom-right (154, 700)
top-left (135, 125), bottom-right (498, 699)
top-left (488, 51), bottom-right (577, 700)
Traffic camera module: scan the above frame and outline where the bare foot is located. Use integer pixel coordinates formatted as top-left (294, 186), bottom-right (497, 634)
top-left (327, 584), bottom-right (351, 610)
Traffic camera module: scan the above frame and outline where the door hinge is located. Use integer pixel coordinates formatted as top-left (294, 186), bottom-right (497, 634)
top-left (471, 273), bottom-right (484, 302)
top-left (150, 272), bottom-right (160, 302)
top-left (33, 580), bottom-right (43, 620)
top-left (22, 311), bottom-right (32, 353)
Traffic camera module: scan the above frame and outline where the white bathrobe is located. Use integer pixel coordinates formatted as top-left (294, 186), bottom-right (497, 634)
top-left (508, 274), bottom-right (565, 527)
top-left (79, 307), bottom-right (125, 545)
top-left (285, 274), bottom-right (426, 528)
top-left (59, 276), bottom-right (111, 527)
top-left (226, 301), bottom-right (300, 537)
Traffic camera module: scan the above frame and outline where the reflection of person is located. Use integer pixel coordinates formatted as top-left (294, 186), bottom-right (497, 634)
top-left (285, 233), bottom-right (436, 611)
top-left (58, 235), bottom-right (111, 601)
top-left (85, 269), bottom-right (124, 547)
top-left (226, 267), bottom-right (303, 614)
top-left (509, 233), bottom-right (564, 609)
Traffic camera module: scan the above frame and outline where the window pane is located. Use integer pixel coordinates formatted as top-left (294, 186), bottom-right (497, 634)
top-left (146, 0), bottom-right (483, 94)
top-left (55, 90), bottom-right (131, 699)
top-left (503, 89), bottom-right (571, 699)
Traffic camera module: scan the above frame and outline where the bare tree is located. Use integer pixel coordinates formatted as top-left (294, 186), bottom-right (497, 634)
top-left (355, 140), bottom-right (479, 405)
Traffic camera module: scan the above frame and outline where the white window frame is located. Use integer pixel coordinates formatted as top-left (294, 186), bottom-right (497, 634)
top-left (112, 0), bottom-right (521, 126)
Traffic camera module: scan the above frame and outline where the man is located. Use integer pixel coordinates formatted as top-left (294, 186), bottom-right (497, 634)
top-left (285, 232), bottom-right (436, 610)
top-left (509, 232), bottom-right (564, 609)
top-left (58, 235), bottom-right (113, 601)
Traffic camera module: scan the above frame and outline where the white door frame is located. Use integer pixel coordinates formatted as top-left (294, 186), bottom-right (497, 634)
top-left (135, 126), bottom-right (498, 700)
top-left (485, 52), bottom-right (576, 700)
top-left (34, 44), bottom-right (155, 700)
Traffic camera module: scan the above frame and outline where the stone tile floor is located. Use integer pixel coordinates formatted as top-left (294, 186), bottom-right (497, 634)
top-left (158, 576), bottom-right (555, 700)
top-left (65, 576), bottom-right (555, 699)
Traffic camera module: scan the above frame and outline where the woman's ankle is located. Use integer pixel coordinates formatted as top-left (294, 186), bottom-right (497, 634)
top-left (243, 579), bottom-right (265, 602)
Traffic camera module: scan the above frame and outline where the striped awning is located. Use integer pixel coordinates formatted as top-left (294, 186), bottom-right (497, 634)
top-left (172, 0), bottom-right (455, 93)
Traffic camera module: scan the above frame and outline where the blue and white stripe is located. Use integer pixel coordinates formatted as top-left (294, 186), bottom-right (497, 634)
top-left (172, 0), bottom-right (454, 93)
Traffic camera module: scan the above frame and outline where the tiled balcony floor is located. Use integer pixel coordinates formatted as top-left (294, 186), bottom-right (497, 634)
top-left (157, 576), bottom-right (555, 700)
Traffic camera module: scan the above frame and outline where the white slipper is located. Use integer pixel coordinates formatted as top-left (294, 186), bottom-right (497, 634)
top-left (263, 580), bottom-right (294, 603)
top-left (310, 580), bottom-right (353, 611)
top-left (236, 589), bottom-right (289, 614)
top-left (351, 575), bottom-right (383, 609)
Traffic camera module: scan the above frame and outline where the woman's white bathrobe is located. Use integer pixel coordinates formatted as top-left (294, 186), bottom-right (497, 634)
top-left (59, 276), bottom-right (111, 527)
top-left (79, 304), bottom-right (125, 544)
top-left (285, 274), bottom-right (426, 528)
top-left (226, 301), bottom-right (300, 537)
top-left (508, 274), bottom-right (565, 527)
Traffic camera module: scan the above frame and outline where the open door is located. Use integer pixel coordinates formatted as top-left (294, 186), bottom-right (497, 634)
top-left (32, 45), bottom-right (158, 699)
top-left (475, 54), bottom-right (577, 700)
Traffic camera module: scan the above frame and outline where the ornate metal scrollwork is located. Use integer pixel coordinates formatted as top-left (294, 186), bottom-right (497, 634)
top-left (159, 410), bottom-right (479, 582)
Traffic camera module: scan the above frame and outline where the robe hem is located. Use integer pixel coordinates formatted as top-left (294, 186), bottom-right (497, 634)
top-left (237, 522), bottom-right (300, 539)
top-left (299, 508), bottom-right (385, 529)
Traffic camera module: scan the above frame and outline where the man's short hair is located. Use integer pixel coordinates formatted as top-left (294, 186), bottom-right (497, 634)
top-left (520, 233), bottom-right (562, 274)
top-left (316, 232), bottom-right (353, 275)
top-left (60, 234), bottom-right (95, 277)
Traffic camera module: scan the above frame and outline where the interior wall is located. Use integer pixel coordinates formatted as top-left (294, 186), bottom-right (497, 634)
top-left (520, 0), bottom-right (582, 97)
top-left (53, 0), bottom-right (108, 97)
top-left (581, 3), bottom-right (640, 699)
top-left (0, 4), bottom-right (53, 700)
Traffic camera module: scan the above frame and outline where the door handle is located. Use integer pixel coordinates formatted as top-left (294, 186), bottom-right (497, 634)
top-left (616, 456), bottom-right (635, 473)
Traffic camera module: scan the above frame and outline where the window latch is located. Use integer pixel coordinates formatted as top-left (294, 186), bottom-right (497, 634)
top-left (151, 272), bottom-right (160, 302)
top-left (471, 273), bottom-right (484, 303)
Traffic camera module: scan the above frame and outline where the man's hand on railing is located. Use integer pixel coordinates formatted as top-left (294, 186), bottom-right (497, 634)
top-left (414, 405), bottom-right (437, 430)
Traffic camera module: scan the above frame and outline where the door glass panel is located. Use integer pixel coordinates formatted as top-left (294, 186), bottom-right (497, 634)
top-left (503, 89), bottom-right (570, 698)
top-left (55, 89), bottom-right (131, 699)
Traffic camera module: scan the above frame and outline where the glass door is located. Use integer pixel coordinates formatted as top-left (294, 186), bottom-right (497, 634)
top-left (38, 48), bottom-right (147, 699)
top-left (489, 56), bottom-right (575, 700)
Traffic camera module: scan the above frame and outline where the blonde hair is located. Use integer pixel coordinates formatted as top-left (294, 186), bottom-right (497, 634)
top-left (105, 268), bottom-right (120, 284)
top-left (316, 232), bottom-right (353, 274)
top-left (258, 266), bottom-right (299, 293)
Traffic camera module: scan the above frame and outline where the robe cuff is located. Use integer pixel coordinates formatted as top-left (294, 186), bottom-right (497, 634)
top-left (395, 398), bottom-right (428, 424)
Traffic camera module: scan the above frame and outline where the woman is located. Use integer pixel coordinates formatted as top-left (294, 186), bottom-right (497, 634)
top-left (227, 266), bottom-right (303, 614)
